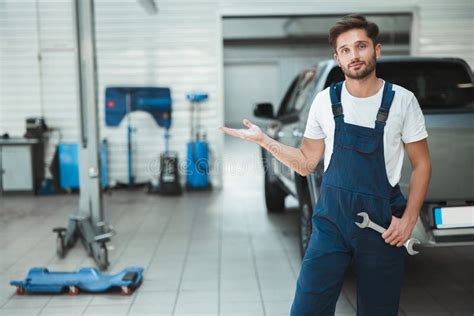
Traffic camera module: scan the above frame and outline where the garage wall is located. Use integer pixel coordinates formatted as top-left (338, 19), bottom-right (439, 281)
top-left (0, 0), bottom-right (473, 187)
top-left (224, 46), bottom-right (329, 128)
top-left (0, 0), bottom-right (222, 186)
top-left (95, 1), bottom-right (221, 186)
top-left (0, 1), bottom-right (43, 135)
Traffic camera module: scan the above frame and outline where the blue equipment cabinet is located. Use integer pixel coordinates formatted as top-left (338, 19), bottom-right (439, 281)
top-left (58, 140), bottom-right (108, 190)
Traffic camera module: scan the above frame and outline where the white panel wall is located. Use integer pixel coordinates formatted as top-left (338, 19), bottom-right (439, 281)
top-left (0, 0), bottom-right (223, 186)
top-left (94, 1), bottom-right (220, 185)
top-left (223, 45), bottom-right (330, 127)
top-left (1, 0), bottom-right (473, 188)
top-left (0, 0), bottom-right (42, 134)
top-left (37, 1), bottom-right (78, 143)
top-left (224, 61), bottom-right (281, 128)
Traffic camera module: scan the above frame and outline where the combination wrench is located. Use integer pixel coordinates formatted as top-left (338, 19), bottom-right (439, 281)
top-left (355, 212), bottom-right (420, 255)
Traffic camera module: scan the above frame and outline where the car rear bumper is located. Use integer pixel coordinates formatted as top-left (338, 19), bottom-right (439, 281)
top-left (413, 203), bottom-right (474, 247)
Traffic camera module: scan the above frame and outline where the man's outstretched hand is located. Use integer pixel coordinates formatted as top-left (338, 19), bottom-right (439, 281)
top-left (219, 119), bottom-right (265, 144)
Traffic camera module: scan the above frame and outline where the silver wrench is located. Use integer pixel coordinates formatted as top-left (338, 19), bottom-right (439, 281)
top-left (355, 212), bottom-right (420, 255)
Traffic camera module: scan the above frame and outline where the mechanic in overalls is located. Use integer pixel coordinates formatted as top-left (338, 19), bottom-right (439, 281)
top-left (219, 14), bottom-right (432, 315)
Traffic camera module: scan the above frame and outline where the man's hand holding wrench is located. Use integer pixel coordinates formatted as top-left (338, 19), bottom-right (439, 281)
top-left (355, 212), bottom-right (421, 255)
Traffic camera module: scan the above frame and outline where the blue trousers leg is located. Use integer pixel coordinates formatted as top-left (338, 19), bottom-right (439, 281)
top-left (354, 230), bottom-right (406, 316)
top-left (290, 217), bottom-right (351, 316)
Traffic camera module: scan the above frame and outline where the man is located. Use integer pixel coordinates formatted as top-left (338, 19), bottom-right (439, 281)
top-left (219, 14), bottom-right (432, 315)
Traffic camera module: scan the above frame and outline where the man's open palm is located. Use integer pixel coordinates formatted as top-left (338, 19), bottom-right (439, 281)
top-left (219, 119), bottom-right (264, 144)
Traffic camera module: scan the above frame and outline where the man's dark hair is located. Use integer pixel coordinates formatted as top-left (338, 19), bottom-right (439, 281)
top-left (328, 14), bottom-right (379, 51)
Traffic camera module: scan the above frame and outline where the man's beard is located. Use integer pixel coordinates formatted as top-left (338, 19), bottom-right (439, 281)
top-left (341, 55), bottom-right (376, 80)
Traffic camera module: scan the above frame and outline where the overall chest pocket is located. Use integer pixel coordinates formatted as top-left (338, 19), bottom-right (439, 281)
top-left (335, 131), bottom-right (382, 154)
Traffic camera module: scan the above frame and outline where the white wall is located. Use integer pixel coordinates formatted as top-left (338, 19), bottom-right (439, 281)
top-left (223, 45), bottom-right (330, 127)
top-left (224, 61), bottom-right (281, 128)
top-left (1, 0), bottom-right (473, 187)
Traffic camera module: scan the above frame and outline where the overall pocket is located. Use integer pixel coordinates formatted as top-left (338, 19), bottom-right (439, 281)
top-left (335, 132), bottom-right (382, 154)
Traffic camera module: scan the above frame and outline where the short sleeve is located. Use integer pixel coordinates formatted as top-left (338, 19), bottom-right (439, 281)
top-left (304, 94), bottom-right (326, 139)
top-left (401, 95), bottom-right (428, 143)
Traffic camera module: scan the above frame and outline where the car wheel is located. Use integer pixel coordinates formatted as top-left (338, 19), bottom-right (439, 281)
top-left (298, 188), bottom-right (313, 257)
top-left (262, 149), bottom-right (286, 213)
top-left (264, 173), bottom-right (286, 213)
top-left (296, 165), bottom-right (323, 258)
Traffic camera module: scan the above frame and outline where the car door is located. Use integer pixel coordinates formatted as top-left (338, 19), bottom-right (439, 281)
top-left (273, 69), bottom-right (318, 195)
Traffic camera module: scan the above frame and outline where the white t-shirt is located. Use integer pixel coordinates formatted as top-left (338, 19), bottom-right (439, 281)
top-left (304, 80), bottom-right (428, 187)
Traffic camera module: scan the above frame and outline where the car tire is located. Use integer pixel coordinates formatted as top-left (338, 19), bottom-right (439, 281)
top-left (261, 148), bottom-right (286, 213)
top-left (298, 186), bottom-right (313, 257)
top-left (296, 164), bottom-right (323, 258)
top-left (264, 173), bottom-right (286, 213)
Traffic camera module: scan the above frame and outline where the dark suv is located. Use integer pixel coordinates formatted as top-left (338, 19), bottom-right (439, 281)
top-left (255, 57), bottom-right (474, 256)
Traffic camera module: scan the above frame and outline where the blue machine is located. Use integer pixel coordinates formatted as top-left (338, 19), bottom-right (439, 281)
top-left (186, 93), bottom-right (211, 190)
top-left (58, 139), bottom-right (108, 190)
top-left (105, 87), bottom-right (172, 187)
top-left (11, 267), bottom-right (143, 295)
top-left (105, 87), bottom-right (171, 128)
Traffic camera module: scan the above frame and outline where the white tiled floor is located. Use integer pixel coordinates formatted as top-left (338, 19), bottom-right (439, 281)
top-left (0, 136), bottom-right (473, 316)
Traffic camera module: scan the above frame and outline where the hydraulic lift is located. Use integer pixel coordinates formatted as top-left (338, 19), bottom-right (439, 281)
top-left (52, 0), bottom-right (112, 270)
top-left (52, 0), bottom-right (158, 270)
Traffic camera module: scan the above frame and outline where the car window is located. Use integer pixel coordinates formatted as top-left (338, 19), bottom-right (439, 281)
top-left (325, 61), bottom-right (473, 113)
top-left (288, 69), bottom-right (318, 114)
top-left (276, 76), bottom-right (300, 117)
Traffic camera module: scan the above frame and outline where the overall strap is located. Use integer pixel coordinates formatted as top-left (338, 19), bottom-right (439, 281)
top-left (329, 81), bottom-right (344, 123)
top-left (375, 82), bottom-right (395, 129)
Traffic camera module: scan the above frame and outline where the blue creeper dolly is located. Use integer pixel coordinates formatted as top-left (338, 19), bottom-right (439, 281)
top-left (11, 267), bottom-right (144, 296)
top-left (290, 81), bottom-right (409, 316)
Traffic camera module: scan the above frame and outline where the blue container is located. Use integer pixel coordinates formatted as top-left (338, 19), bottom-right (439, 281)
top-left (58, 141), bottom-right (108, 190)
top-left (186, 141), bottom-right (210, 189)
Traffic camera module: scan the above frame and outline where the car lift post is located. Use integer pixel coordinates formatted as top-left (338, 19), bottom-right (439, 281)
top-left (53, 0), bottom-right (113, 270)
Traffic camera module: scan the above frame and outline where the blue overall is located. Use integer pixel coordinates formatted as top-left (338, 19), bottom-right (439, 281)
top-left (290, 81), bottom-right (408, 316)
